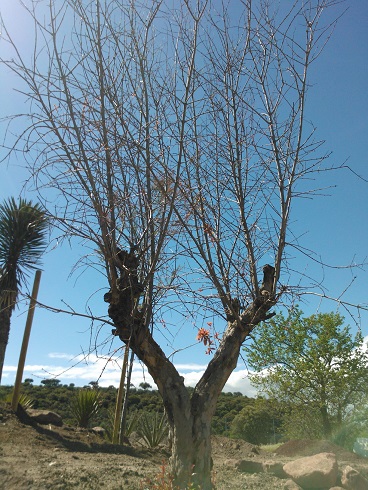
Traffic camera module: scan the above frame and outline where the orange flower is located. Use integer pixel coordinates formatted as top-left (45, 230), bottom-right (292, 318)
top-left (196, 328), bottom-right (211, 345)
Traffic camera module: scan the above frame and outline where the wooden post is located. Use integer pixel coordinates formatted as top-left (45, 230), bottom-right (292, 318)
top-left (119, 349), bottom-right (135, 444)
top-left (112, 341), bottom-right (130, 444)
top-left (11, 270), bottom-right (42, 411)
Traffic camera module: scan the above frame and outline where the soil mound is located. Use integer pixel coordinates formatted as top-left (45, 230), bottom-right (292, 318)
top-left (275, 439), bottom-right (360, 460)
top-left (211, 435), bottom-right (259, 459)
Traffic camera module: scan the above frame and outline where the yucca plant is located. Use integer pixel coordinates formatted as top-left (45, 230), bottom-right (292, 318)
top-left (125, 410), bottom-right (141, 437)
top-left (0, 197), bottom-right (48, 383)
top-left (106, 409), bottom-right (141, 442)
top-left (70, 389), bottom-right (101, 428)
top-left (137, 412), bottom-right (168, 448)
top-left (4, 392), bottom-right (34, 410)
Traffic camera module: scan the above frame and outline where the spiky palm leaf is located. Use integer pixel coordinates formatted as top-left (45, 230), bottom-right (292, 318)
top-left (0, 197), bottom-right (48, 383)
top-left (0, 197), bottom-right (48, 307)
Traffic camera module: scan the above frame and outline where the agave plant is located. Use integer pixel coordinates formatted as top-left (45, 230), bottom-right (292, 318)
top-left (137, 411), bottom-right (168, 448)
top-left (4, 392), bottom-right (34, 410)
top-left (70, 389), bottom-right (101, 428)
top-left (0, 197), bottom-right (48, 383)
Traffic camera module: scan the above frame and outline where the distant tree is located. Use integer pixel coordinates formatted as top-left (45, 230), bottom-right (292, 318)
top-left (245, 309), bottom-right (368, 438)
top-left (41, 379), bottom-right (61, 388)
top-left (230, 398), bottom-right (282, 445)
top-left (281, 402), bottom-right (324, 440)
top-left (23, 378), bottom-right (34, 386)
top-left (0, 197), bottom-right (48, 383)
top-left (139, 382), bottom-right (152, 391)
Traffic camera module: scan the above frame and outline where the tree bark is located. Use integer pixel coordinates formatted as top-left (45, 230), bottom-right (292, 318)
top-left (320, 404), bottom-right (332, 438)
top-left (0, 304), bottom-right (12, 384)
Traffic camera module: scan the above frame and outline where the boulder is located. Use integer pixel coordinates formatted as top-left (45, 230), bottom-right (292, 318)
top-left (263, 460), bottom-right (286, 478)
top-left (27, 409), bottom-right (63, 427)
top-left (283, 452), bottom-right (338, 489)
top-left (341, 465), bottom-right (368, 490)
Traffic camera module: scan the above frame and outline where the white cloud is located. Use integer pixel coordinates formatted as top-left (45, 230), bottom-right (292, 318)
top-left (3, 352), bottom-right (257, 396)
top-left (224, 370), bottom-right (258, 397)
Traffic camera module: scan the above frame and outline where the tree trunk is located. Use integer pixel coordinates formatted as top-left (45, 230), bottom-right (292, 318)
top-left (0, 304), bottom-right (12, 384)
top-left (107, 268), bottom-right (276, 488)
top-left (169, 411), bottom-right (214, 490)
top-left (320, 404), bottom-right (332, 438)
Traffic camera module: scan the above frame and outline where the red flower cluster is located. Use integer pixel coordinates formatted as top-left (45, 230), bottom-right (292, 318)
top-left (196, 327), bottom-right (217, 354)
top-left (196, 328), bottom-right (211, 345)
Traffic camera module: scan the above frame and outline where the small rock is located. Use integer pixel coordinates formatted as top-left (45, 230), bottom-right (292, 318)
top-left (224, 458), bottom-right (240, 468)
top-left (91, 426), bottom-right (106, 436)
top-left (263, 460), bottom-right (286, 478)
top-left (341, 465), bottom-right (368, 490)
top-left (236, 459), bottom-right (263, 473)
top-left (283, 479), bottom-right (303, 490)
top-left (283, 452), bottom-right (338, 489)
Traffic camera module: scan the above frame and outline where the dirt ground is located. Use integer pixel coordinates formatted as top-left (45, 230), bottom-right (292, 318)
top-left (1, 405), bottom-right (368, 490)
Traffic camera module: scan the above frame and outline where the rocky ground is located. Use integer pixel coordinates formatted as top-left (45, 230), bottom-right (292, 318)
top-left (1, 405), bottom-right (368, 489)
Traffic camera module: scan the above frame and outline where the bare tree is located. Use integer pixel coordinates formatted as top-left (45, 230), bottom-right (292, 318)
top-left (0, 1), bottom-right (347, 487)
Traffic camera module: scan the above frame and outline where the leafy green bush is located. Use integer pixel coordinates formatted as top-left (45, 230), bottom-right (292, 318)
top-left (70, 389), bottom-right (101, 428)
top-left (137, 411), bottom-right (168, 448)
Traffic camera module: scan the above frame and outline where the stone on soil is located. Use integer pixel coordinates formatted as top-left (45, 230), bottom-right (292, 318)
top-left (283, 452), bottom-right (338, 489)
top-left (341, 465), bottom-right (368, 490)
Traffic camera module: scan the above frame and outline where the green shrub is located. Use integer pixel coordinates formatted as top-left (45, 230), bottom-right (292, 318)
top-left (70, 389), bottom-right (101, 428)
top-left (137, 411), bottom-right (168, 448)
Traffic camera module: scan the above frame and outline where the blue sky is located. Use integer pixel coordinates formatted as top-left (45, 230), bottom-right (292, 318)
top-left (0, 0), bottom-right (367, 394)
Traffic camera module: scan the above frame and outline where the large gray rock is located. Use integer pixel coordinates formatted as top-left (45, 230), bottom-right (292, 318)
top-left (341, 465), bottom-right (368, 490)
top-left (27, 409), bottom-right (63, 427)
top-left (283, 452), bottom-right (338, 489)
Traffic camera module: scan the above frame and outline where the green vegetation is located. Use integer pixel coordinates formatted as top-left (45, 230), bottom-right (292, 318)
top-left (4, 392), bottom-right (34, 410)
top-left (245, 308), bottom-right (368, 441)
top-left (0, 381), bottom-right (249, 436)
top-left (1, 368), bottom-right (367, 453)
top-left (230, 398), bottom-right (283, 445)
top-left (137, 412), bottom-right (169, 448)
top-left (70, 389), bottom-right (102, 428)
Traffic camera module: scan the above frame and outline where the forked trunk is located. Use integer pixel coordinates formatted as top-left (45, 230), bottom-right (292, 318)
top-left (107, 259), bottom-right (276, 489)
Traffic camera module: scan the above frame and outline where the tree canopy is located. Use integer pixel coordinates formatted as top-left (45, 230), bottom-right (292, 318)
top-left (0, 0), bottom-right (353, 487)
top-left (244, 308), bottom-right (368, 438)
